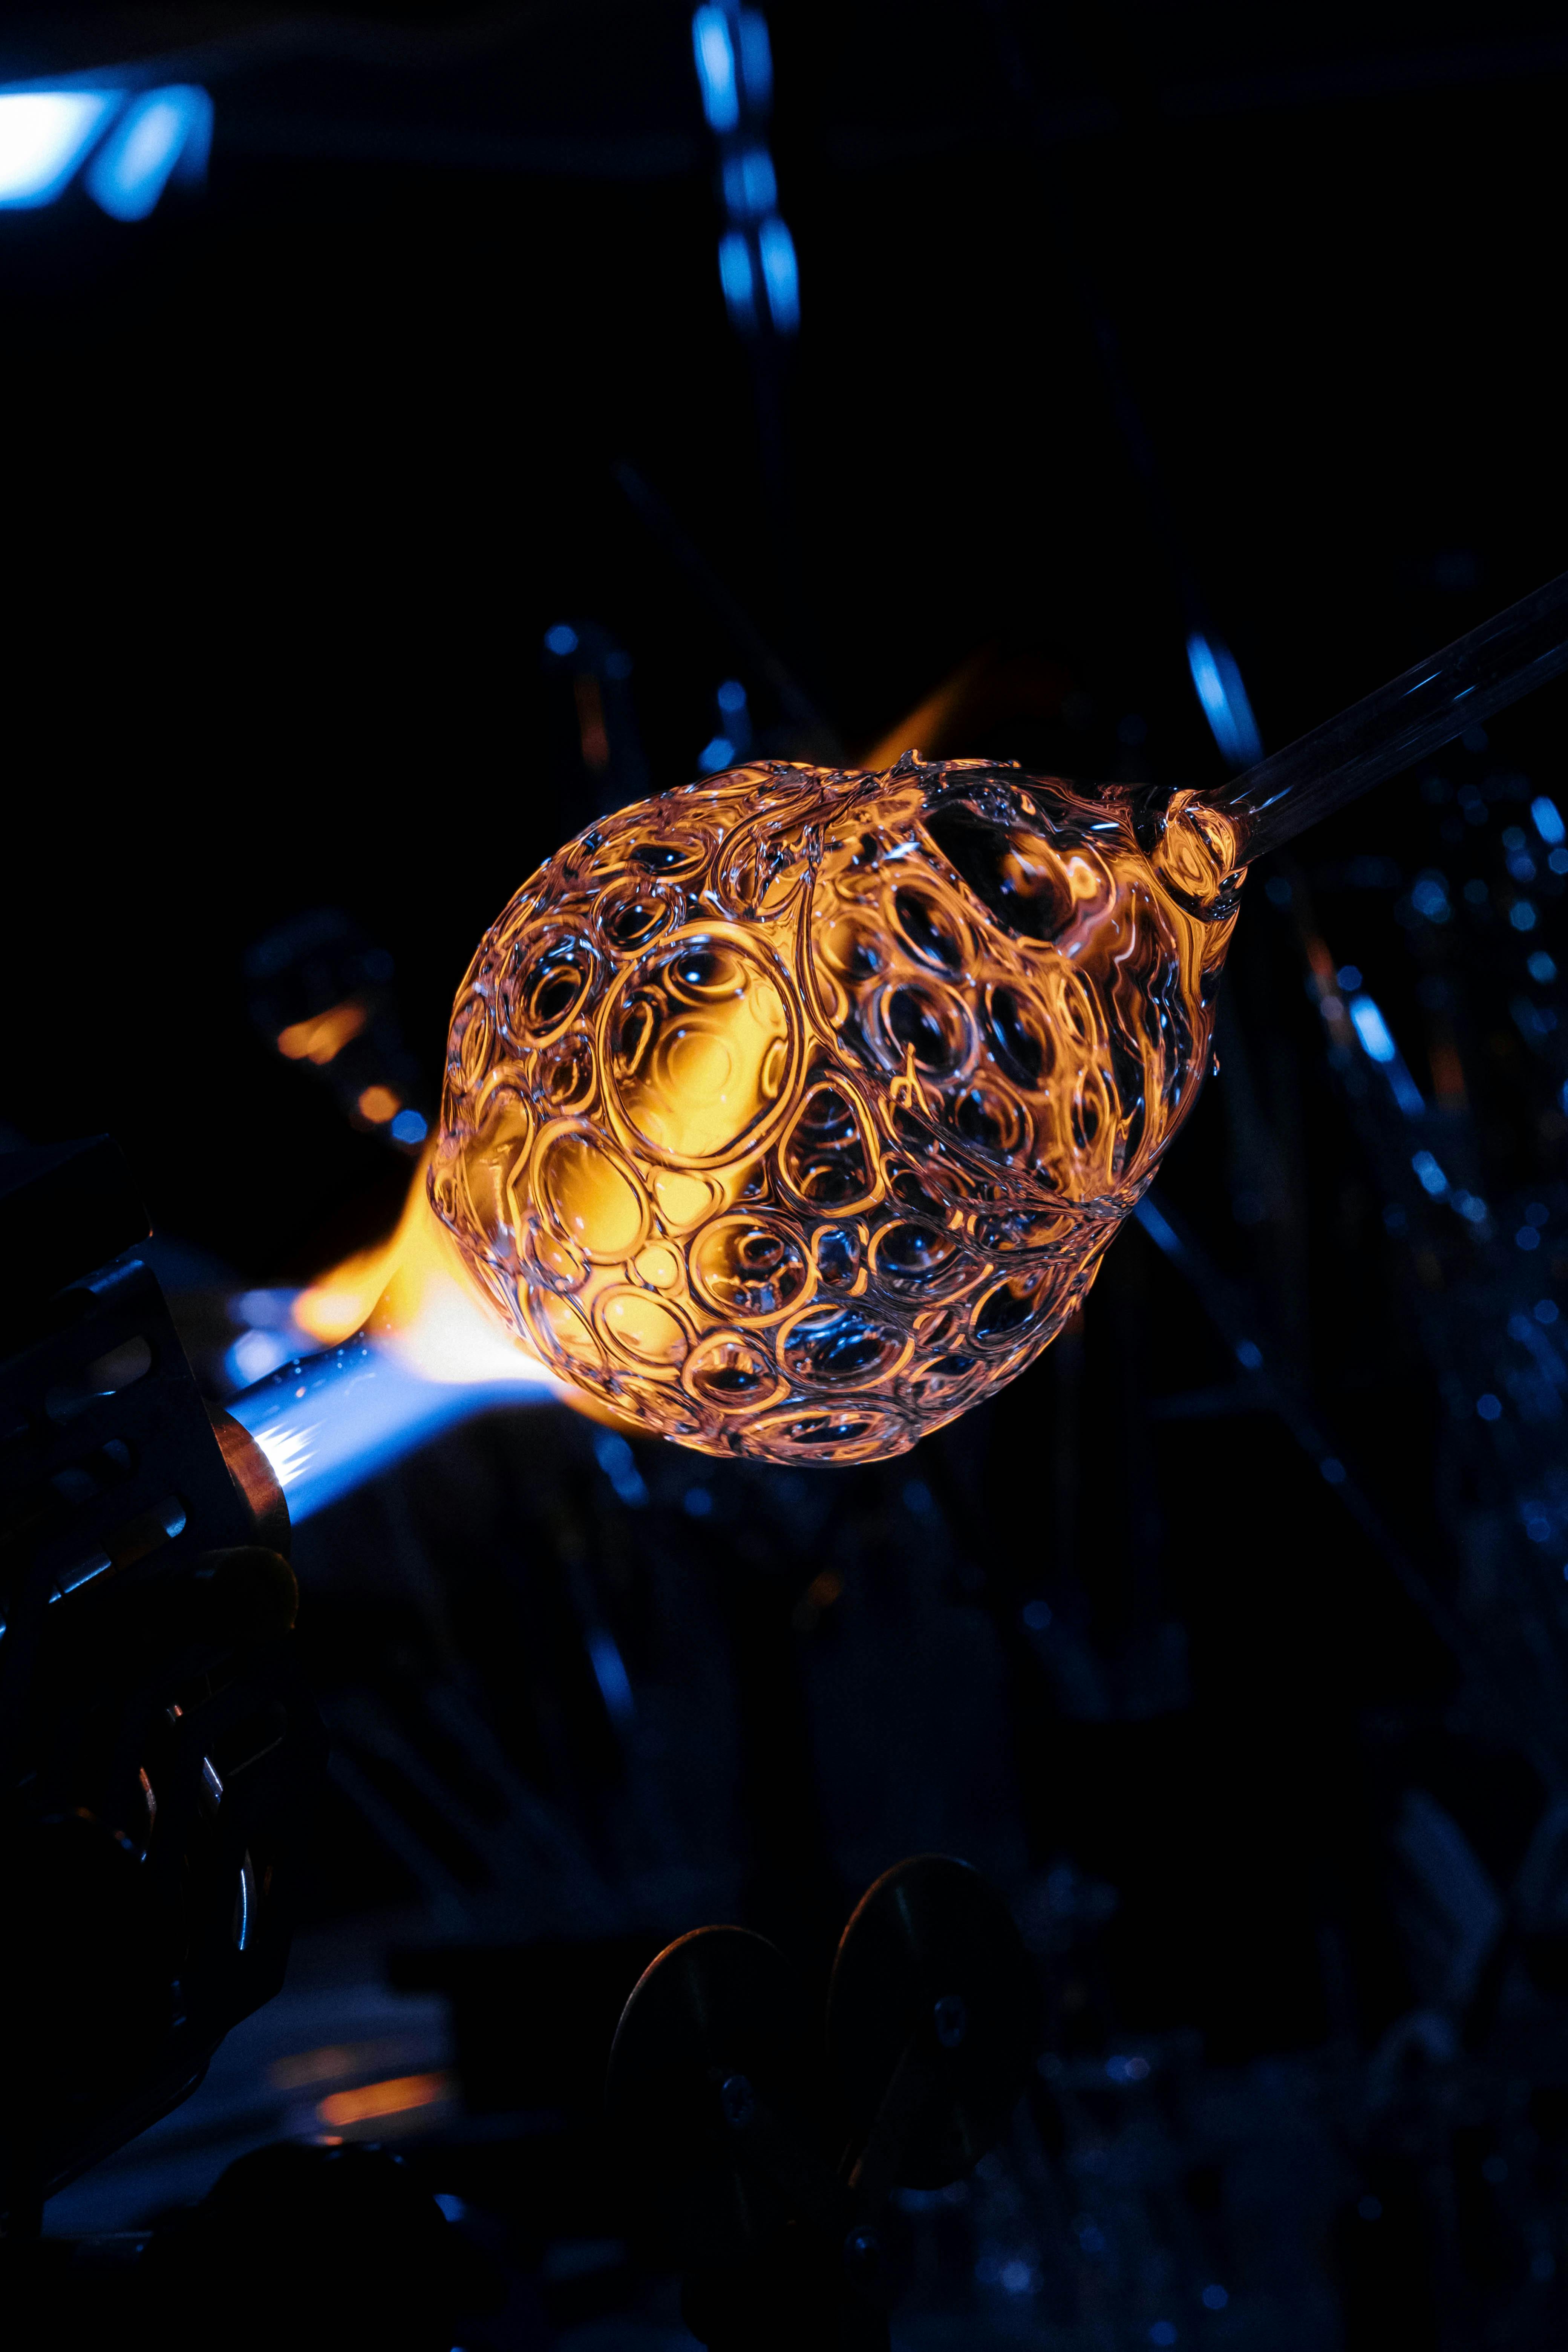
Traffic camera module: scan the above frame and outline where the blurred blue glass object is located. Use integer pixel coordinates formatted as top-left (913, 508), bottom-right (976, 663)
top-left (1185, 632), bottom-right (1264, 768)
top-left (85, 85), bottom-right (211, 220)
top-left (692, 7), bottom-right (740, 133)
top-left (1348, 996), bottom-right (1397, 1063)
top-left (718, 227), bottom-right (756, 330)
top-left (1531, 795), bottom-right (1566, 845)
top-left (0, 90), bottom-right (117, 208)
top-left (757, 214), bottom-right (799, 332)
top-left (721, 144), bottom-right (776, 218)
top-left (737, 9), bottom-right (774, 110)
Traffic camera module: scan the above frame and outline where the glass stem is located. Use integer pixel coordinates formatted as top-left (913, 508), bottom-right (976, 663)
top-left (1210, 570), bottom-right (1568, 864)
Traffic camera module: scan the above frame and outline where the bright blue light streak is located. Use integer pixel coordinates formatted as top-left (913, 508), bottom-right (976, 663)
top-left (1132, 1194), bottom-right (1181, 1258)
top-left (718, 227), bottom-right (756, 329)
top-left (721, 144), bottom-right (776, 218)
top-left (85, 85), bottom-right (210, 221)
top-left (1185, 632), bottom-right (1264, 768)
top-left (692, 7), bottom-right (740, 133)
top-left (230, 1336), bottom-right (555, 1522)
top-left (757, 213), bottom-right (799, 332)
top-left (587, 1628), bottom-right (635, 1724)
top-left (1531, 795), bottom-right (1566, 846)
top-left (1348, 996), bottom-right (1396, 1063)
top-left (736, 9), bottom-right (774, 111)
top-left (698, 733), bottom-right (736, 772)
top-left (1349, 994), bottom-right (1424, 1116)
top-left (0, 90), bottom-right (118, 208)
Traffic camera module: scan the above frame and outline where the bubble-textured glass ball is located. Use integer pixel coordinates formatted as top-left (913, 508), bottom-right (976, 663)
top-left (430, 756), bottom-right (1244, 1463)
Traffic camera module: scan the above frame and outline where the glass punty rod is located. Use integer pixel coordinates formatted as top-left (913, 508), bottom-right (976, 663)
top-left (1211, 569), bottom-right (1568, 865)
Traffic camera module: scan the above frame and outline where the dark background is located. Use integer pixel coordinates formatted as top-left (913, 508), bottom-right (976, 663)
top-left (4, 0), bottom-right (1566, 1274)
top-left (7, 6), bottom-right (1568, 2347)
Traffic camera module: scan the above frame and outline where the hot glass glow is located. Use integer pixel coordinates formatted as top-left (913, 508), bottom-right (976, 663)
top-left (432, 756), bottom-right (1244, 1463)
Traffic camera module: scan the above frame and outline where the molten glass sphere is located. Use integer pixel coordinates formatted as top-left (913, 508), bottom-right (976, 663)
top-left (430, 756), bottom-right (1245, 1463)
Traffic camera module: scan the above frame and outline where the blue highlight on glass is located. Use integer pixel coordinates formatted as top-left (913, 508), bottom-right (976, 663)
top-left (721, 145), bottom-right (776, 217)
top-left (718, 227), bottom-right (757, 332)
top-left (692, 8), bottom-right (741, 133)
top-left (0, 91), bottom-right (116, 207)
top-left (85, 86), bottom-right (211, 220)
top-left (0, 80), bottom-right (211, 219)
top-left (1185, 632), bottom-right (1264, 769)
top-left (735, 10), bottom-right (775, 109)
top-left (756, 213), bottom-right (800, 332)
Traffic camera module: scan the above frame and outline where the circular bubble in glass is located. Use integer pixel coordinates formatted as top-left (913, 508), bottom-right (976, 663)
top-left (430, 756), bottom-right (1245, 1463)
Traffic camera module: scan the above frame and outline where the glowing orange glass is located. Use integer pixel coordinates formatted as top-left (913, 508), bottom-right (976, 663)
top-left (430, 756), bottom-right (1244, 1462)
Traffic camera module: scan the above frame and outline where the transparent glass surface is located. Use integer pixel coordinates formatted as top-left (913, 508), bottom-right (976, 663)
top-left (430, 756), bottom-right (1244, 1462)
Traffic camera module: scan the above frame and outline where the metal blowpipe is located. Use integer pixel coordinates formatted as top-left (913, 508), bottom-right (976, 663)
top-left (1211, 570), bottom-right (1568, 865)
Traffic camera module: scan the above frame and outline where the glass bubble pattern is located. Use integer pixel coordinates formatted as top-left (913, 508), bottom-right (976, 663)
top-left (431, 756), bottom-right (1244, 1463)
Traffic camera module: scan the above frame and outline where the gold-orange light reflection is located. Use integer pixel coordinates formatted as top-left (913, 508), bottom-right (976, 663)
top-left (316, 2071), bottom-right (453, 2129)
top-left (277, 998), bottom-right (369, 1065)
top-left (430, 755), bottom-right (1245, 1465)
top-left (357, 1083), bottom-right (401, 1125)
